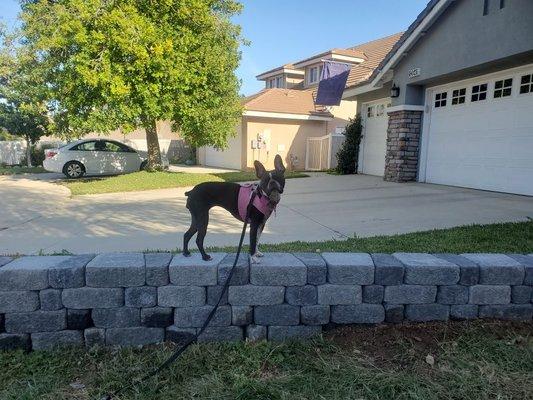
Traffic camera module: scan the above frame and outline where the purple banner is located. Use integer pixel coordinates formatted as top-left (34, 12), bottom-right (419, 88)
top-left (315, 61), bottom-right (352, 106)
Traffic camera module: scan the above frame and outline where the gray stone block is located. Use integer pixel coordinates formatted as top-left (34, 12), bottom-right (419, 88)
top-left (158, 286), bottom-right (205, 307)
top-left (384, 285), bottom-right (437, 304)
top-left (462, 254), bottom-right (524, 285)
top-left (39, 289), bottom-right (63, 311)
top-left (0, 256), bottom-right (70, 290)
top-left (511, 286), bottom-right (532, 304)
top-left (285, 285), bottom-right (317, 306)
top-left (125, 287), bottom-right (157, 308)
top-left (145, 253), bottom-right (171, 286)
top-left (372, 254), bottom-right (404, 285)
top-left (92, 308), bottom-right (140, 328)
top-left (437, 286), bottom-right (468, 305)
top-left (293, 253), bottom-right (327, 285)
top-left (166, 326), bottom-right (196, 344)
top-left (362, 285), bottom-right (384, 303)
top-left (450, 305), bottom-right (479, 320)
top-left (469, 285), bottom-right (510, 305)
top-left (0, 291), bottom-right (39, 313)
top-left (62, 287), bottom-right (124, 309)
top-left (479, 304), bottom-right (533, 320)
top-left (318, 284), bottom-right (361, 305)
top-left (434, 254), bottom-right (479, 285)
top-left (507, 254), bottom-right (533, 285)
top-left (32, 330), bottom-right (83, 350)
top-left (0, 257), bottom-right (12, 267)
top-left (250, 253), bottom-right (307, 286)
top-left (405, 304), bottom-right (449, 322)
top-left (301, 305), bottom-right (330, 325)
top-left (86, 253), bottom-right (145, 287)
top-left (49, 254), bottom-right (94, 288)
top-left (106, 327), bottom-right (165, 347)
top-left (197, 326), bottom-right (243, 342)
top-left (5, 310), bottom-right (66, 333)
top-left (394, 253), bottom-right (459, 285)
top-left (254, 304), bottom-right (300, 326)
top-left (228, 285), bottom-right (284, 306)
top-left (169, 253), bottom-right (224, 286)
top-left (331, 304), bottom-right (385, 324)
top-left (323, 253), bottom-right (374, 285)
top-left (246, 325), bottom-right (267, 341)
top-left (384, 304), bottom-right (404, 323)
top-left (207, 286), bottom-right (228, 306)
top-left (232, 306), bottom-right (253, 326)
top-left (67, 309), bottom-right (93, 330)
top-left (84, 328), bottom-right (105, 348)
top-left (141, 307), bottom-right (173, 328)
top-left (174, 305), bottom-right (231, 328)
top-left (218, 253), bottom-right (250, 285)
top-left (268, 325), bottom-right (321, 341)
top-left (0, 333), bottom-right (30, 351)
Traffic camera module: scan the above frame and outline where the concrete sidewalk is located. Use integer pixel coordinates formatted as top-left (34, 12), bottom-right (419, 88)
top-left (1, 173), bottom-right (532, 255)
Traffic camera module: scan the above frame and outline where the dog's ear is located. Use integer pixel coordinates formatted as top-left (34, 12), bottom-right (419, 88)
top-left (274, 154), bottom-right (286, 174)
top-left (254, 160), bottom-right (267, 178)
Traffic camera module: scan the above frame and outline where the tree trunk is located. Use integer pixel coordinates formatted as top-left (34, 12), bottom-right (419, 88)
top-left (144, 119), bottom-right (162, 170)
top-left (25, 136), bottom-right (32, 168)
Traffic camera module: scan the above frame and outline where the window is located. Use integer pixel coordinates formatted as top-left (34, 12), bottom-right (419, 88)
top-left (471, 83), bottom-right (488, 102)
top-left (451, 88), bottom-right (466, 105)
top-left (275, 76), bottom-right (283, 88)
top-left (434, 92), bottom-right (447, 108)
top-left (494, 78), bottom-right (512, 98)
top-left (376, 104), bottom-right (385, 116)
top-left (367, 106), bottom-right (374, 118)
top-left (519, 74), bottom-right (533, 94)
top-left (72, 141), bottom-right (97, 151)
top-left (308, 65), bottom-right (322, 84)
top-left (500, 0), bottom-right (505, 9)
top-left (483, 0), bottom-right (490, 15)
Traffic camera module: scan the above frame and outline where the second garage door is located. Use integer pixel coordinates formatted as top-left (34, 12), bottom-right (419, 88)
top-left (360, 98), bottom-right (390, 176)
top-left (422, 65), bottom-right (533, 196)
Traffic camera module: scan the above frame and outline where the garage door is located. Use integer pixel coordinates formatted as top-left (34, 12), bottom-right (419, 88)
top-left (423, 65), bottom-right (533, 196)
top-left (204, 126), bottom-right (242, 169)
top-left (360, 99), bottom-right (390, 176)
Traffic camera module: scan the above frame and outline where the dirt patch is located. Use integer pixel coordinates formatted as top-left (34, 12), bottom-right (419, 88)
top-left (324, 320), bottom-right (532, 369)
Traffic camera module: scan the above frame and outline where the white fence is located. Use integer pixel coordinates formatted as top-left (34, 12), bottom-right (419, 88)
top-left (0, 141), bottom-right (27, 165)
top-left (305, 133), bottom-right (345, 171)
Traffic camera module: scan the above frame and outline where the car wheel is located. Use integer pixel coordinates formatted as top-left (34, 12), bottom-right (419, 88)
top-left (63, 161), bottom-right (85, 179)
top-left (140, 160), bottom-right (148, 171)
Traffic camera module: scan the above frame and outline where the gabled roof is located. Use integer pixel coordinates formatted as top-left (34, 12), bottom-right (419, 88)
top-left (256, 64), bottom-right (305, 80)
top-left (292, 48), bottom-right (367, 69)
top-left (242, 89), bottom-right (331, 117)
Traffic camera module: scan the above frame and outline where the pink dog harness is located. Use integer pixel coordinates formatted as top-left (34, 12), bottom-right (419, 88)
top-left (238, 184), bottom-right (275, 222)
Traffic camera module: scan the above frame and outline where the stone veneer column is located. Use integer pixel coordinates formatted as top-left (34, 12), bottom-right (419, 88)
top-left (384, 109), bottom-right (423, 182)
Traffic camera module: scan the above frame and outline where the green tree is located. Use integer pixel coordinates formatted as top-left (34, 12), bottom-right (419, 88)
top-left (17, 0), bottom-right (244, 169)
top-left (336, 115), bottom-right (363, 174)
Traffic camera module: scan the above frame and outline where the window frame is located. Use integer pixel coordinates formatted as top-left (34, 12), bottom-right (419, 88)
top-left (471, 83), bottom-right (488, 102)
top-left (71, 141), bottom-right (98, 152)
top-left (366, 105), bottom-right (375, 118)
top-left (434, 91), bottom-right (448, 108)
top-left (519, 73), bottom-right (533, 95)
top-left (451, 88), bottom-right (467, 105)
top-left (307, 65), bottom-right (322, 85)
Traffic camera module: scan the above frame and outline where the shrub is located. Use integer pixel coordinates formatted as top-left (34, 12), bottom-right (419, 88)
top-left (21, 143), bottom-right (56, 166)
top-left (336, 115), bottom-right (363, 174)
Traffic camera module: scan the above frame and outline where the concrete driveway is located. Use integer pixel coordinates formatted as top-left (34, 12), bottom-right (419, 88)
top-left (1, 173), bottom-right (532, 255)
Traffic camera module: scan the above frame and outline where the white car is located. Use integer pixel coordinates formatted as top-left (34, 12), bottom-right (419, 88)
top-left (43, 139), bottom-right (169, 179)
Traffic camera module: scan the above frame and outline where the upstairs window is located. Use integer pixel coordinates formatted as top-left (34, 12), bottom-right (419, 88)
top-left (494, 78), bottom-right (512, 98)
top-left (471, 83), bottom-right (488, 102)
top-left (434, 92), bottom-right (447, 108)
top-left (275, 76), bottom-right (284, 88)
top-left (307, 65), bottom-right (323, 85)
top-left (519, 74), bottom-right (533, 94)
top-left (451, 88), bottom-right (466, 105)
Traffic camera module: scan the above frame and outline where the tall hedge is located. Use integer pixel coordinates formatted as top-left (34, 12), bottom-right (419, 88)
top-left (336, 115), bottom-right (363, 174)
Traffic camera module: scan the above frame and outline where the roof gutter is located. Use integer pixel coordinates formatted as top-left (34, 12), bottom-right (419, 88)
top-left (243, 110), bottom-right (333, 121)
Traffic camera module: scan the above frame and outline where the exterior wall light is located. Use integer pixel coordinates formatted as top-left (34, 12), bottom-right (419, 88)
top-left (390, 84), bottom-right (400, 98)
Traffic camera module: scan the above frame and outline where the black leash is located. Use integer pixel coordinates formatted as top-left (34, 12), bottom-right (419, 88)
top-left (101, 191), bottom-right (256, 400)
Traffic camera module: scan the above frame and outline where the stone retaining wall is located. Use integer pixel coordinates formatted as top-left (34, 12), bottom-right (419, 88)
top-left (0, 252), bottom-right (532, 351)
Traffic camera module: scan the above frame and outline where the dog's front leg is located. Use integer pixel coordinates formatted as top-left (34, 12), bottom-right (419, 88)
top-left (254, 222), bottom-right (265, 257)
top-left (249, 221), bottom-right (261, 264)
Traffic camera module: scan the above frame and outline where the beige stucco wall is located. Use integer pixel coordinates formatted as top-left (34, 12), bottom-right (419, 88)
top-left (242, 116), bottom-right (328, 171)
top-left (326, 99), bottom-right (357, 133)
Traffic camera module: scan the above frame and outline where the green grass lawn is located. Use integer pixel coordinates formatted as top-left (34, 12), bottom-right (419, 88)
top-left (0, 320), bottom-right (531, 400)
top-left (0, 165), bottom-right (46, 175)
top-left (206, 220), bottom-right (533, 254)
top-left (62, 170), bottom-right (308, 195)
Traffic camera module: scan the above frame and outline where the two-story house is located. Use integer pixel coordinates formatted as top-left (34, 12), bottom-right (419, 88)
top-left (197, 33), bottom-right (403, 171)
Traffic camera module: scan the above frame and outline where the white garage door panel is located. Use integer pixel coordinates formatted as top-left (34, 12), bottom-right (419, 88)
top-left (424, 66), bottom-right (533, 196)
top-left (360, 99), bottom-right (390, 176)
top-left (205, 128), bottom-right (242, 169)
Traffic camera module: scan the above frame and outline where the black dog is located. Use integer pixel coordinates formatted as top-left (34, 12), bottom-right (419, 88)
top-left (183, 154), bottom-right (286, 262)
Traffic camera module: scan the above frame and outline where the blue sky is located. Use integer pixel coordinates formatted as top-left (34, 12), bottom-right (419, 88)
top-left (0, 0), bottom-right (429, 95)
